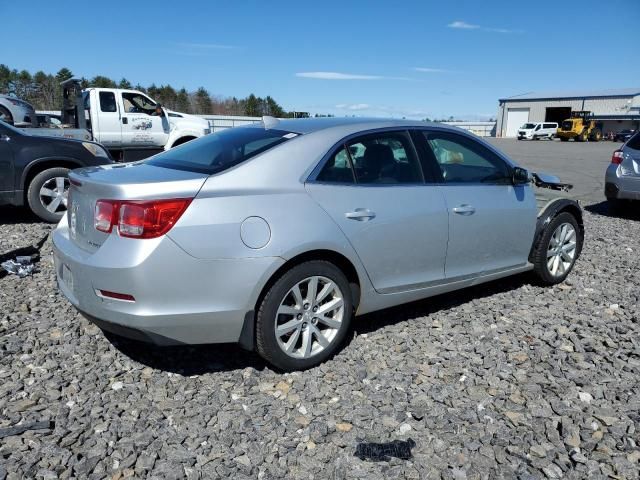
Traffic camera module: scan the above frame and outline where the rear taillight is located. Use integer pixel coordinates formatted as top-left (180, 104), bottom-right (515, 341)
top-left (611, 150), bottom-right (624, 165)
top-left (94, 198), bottom-right (191, 239)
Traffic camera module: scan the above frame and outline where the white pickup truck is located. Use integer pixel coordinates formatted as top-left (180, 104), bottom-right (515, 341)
top-left (26, 80), bottom-right (210, 161)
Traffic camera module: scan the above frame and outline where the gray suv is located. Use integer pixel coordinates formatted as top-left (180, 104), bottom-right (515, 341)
top-left (605, 131), bottom-right (640, 210)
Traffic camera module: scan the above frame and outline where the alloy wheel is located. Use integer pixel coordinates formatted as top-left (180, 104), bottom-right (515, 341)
top-left (275, 275), bottom-right (344, 359)
top-left (546, 222), bottom-right (577, 277)
top-left (39, 176), bottom-right (69, 214)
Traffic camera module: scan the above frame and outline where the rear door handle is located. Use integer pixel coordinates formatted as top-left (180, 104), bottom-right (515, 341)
top-left (452, 204), bottom-right (476, 215)
top-left (345, 208), bottom-right (376, 221)
top-left (122, 117), bottom-right (128, 124)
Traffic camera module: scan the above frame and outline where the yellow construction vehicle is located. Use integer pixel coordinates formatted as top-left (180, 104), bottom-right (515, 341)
top-left (556, 111), bottom-right (603, 142)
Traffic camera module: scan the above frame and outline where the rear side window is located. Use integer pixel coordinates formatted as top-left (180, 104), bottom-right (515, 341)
top-left (99, 92), bottom-right (117, 112)
top-left (317, 148), bottom-right (355, 183)
top-left (626, 132), bottom-right (640, 150)
top-left (145, 127), bottom-right (295, 174)
top-left (316, 131), bottom-right (423, 185)
top-left (544, 123), bottom-right (556, 129)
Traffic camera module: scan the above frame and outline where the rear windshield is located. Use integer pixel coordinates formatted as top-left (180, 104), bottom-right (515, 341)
top-left (626, 131), bottom-right (640, 150)
top-left (145, 127), bottom-right (295, 174)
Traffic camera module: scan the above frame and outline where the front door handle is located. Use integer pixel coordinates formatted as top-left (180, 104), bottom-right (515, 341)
top-left (345, 208), bottom-right (376, 221)
top-left (452, 204), bottom-right (476, 215)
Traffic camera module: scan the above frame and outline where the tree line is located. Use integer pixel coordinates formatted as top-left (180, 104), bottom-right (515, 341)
top-left (0, 64), bottom-right (299, 117)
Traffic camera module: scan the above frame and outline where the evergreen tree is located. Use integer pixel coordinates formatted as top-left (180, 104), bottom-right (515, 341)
top-left (194, 87), bottom-right (212, 114)
top-left (244, 94), bottom-right (261, 117)
top-left (118, 78), bottom-right (132, 89)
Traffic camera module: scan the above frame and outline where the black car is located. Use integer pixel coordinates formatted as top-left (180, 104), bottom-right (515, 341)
top-left (614, 129), bottom-right (637, 142)
top-left (0, 120), bottom-right (113, 222)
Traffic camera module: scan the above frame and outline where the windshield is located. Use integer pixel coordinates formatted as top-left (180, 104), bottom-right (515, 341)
top-left (145, 126), bottom-right (296, 174)
top-left (522, 123), bottom-right (536, 129)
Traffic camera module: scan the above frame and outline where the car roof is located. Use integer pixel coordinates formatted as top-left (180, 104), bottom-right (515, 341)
top-left (265, 117), bottom-right (443, 135)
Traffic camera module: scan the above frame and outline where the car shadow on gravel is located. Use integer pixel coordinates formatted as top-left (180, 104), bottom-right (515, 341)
top-left (584, 200), bottom-right (640, 221)
top-left (0, 206), bottom-right (43, 225)
top-left (106, 272), bottom-right (534, 376)
top-left (353, 272), bottom-right (533, 335)
top-left (104, 332), bottom-right (269, 375)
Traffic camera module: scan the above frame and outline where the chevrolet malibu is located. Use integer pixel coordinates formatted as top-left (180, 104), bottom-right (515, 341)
top-left (53, 118), bottom-right (584, 370)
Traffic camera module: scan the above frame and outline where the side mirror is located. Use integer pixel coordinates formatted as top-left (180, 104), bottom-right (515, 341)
top-left (512, 167), bottom-right (530, 185)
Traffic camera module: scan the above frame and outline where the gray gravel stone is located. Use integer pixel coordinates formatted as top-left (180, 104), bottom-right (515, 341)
top-left (1, 207), bottom-right (639, 479)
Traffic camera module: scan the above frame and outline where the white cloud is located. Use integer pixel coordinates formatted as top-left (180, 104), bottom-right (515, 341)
top-left (176, 42), bottom-right (237, 50)
top-left (296, 71), bottom-right (412, 81)
top-left (448, 20), bottom-right (521, 34)
top-left (448, 20), bottom-right (480, 29)
top-left (413, 67), bottom-right (451, 73)
top-left (297, 72), bottom-right (382, 80)
top-left (335, 103), bottom-right (371, 110)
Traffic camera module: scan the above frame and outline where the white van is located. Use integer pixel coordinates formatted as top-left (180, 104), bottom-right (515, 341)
top-left (517, 122), bottom-right (558, 140)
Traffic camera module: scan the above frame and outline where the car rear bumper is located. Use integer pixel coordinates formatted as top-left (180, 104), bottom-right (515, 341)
top-left (52, 220), bottom-right (285, 345)
top-left (605, 165), bottom-right (640, 200)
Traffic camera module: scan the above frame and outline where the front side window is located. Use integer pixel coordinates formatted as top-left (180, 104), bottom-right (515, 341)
top-left (99, 92), bottom-right (117, 113)
top-left (145, 127), bottom-right (294, 174)
top-left (422, 131), bottom-right (511, 184)
top-left (122, 92), bottom-right (156, 114)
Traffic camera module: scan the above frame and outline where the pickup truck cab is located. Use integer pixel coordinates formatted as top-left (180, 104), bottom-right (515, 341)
top-left (22, 80), bottom-right (211, 162)
top-left (84, 88), bottom-right (210, 159)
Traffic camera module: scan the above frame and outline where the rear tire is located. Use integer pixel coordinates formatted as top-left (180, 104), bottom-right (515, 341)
top-left (590, 128), bottom-right (602, 142)
top-left (531, 212), bottom-right (581, 285)
top-left (0, 105), bottom-right (13, 124)
top-left (27, 167), bottom-right (70, 223)
top-left (255, 261), bottom-right (353, 371)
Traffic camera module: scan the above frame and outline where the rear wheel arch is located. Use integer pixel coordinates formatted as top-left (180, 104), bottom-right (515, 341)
top-left (239, 249), bottom-right (362, 352)
top-left (259, 250), bottom-right (361, 312)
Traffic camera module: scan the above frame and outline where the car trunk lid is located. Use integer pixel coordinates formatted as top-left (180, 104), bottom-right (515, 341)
top-left (67, 162), bottom-right (208, 253)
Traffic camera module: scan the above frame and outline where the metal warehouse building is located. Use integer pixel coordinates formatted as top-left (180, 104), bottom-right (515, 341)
top-left (496, 88), bottom-right (640, 137)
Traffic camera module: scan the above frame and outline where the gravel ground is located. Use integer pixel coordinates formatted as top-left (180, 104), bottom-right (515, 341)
top-left (1, 206), bottom-right (639, 480)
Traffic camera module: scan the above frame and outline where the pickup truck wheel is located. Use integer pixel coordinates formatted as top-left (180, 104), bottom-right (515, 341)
top-left (0, 106), bottom-right (13, 124)
top-left (27, 167), bottom-right (70, 223)
top-left (255, 261), bottom-right (353, 371)
top-left (532, 212), bottom-right (581, 285)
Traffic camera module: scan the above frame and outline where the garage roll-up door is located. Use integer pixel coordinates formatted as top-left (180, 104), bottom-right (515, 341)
top-left (505, 108), bottom-right (529, 137)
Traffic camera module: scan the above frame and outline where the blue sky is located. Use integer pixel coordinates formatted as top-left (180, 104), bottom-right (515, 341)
top-left (2, 0), bottom-right (639, 119)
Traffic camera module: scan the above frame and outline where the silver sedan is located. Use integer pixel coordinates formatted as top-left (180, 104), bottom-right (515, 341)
top-left (52, 118), bottom-right (584, 370)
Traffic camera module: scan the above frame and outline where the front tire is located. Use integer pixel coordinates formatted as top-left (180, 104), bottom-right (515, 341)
top-left (256, 261), bottom-right (353, 371)
top-left (532, 212), bottom-right (581, 285)
top-left (27, 167), bottom-right (70, 223)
